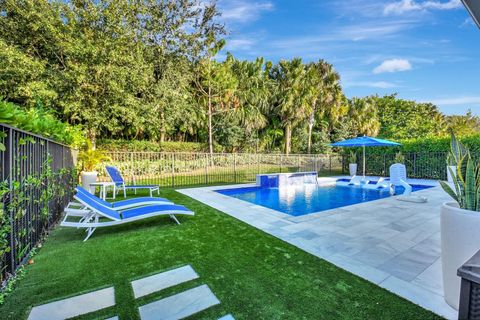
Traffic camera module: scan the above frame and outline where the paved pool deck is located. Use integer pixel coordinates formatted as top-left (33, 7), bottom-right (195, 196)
top-left (178, 176), bottom-right (457, 319)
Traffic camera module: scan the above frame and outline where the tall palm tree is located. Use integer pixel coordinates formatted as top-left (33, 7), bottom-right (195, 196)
top-left (347, 97), bottom-right (380, 136)
top-left (305, 60), bottom-right (342, 154)
top-left (270, 58), bottom-right (310, 155)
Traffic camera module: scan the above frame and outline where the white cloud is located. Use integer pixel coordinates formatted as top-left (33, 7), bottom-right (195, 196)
top-left (219, 1), bottom-right (274, 23)
top-left (427, 96), bottom-right (480, 105)
top-left (384, 0), bottom-right (462, 15)
top-left (373, 59), bottom-right (412, 73)
top-left (345, 81), bottom-right (400, 89)
top-left (225, 38), bottom-right (255, 50)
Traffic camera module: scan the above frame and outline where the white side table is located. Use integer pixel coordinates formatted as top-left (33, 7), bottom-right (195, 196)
top-left (89, 182), bottom-right (116, 200)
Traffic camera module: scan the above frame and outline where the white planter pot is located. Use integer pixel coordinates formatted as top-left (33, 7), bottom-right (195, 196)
top-left (441, 202), bottom-right (480, 309)
top-left (81, 171), bottom-right (98, 194)
top-left (349, 163), bottom-right (357, 177)
top-left (447, 165), bottom-right (457, 183)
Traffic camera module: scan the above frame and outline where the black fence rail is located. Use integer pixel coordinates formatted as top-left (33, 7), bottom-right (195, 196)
top-left (342, 152), bottom-right (450, 180)
top-left (0, 124), bottom-right (75, 282)
top-left (99, 152), bottom-right (344, 187)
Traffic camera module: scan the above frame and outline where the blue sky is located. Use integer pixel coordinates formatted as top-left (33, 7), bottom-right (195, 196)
top-left (215, 0), bottom-right (480, 115)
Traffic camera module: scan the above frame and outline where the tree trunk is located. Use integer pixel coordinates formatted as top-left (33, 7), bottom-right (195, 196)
top-left (307, 99), bottom-right (317, 154)
top-left (159, 110), bottom-right (166, 143)
top-left (208, 85), bottom-right (213, 156)
top-left (284, 124), bottom-right (291, 155)
top-left (307, 115), bottom-right (314, 154)
top-left (87, 128), bottom-right (96, 150)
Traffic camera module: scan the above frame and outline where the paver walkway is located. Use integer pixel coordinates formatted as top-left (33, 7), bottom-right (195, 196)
top-left (28, 265), bottom-right (233, 320)
top-left (179, 177), bottom-right (457, 319)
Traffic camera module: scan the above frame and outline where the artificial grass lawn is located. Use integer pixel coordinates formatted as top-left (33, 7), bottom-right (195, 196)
top-left (1, 188), bottom-right (441, 319)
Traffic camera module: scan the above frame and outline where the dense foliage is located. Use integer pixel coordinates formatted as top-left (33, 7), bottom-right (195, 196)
top-left (1, 0), bottom-right (478, 154)
top-left (97, 139), bottom-right (206, 153)
top-left (0, 100), bottom-right (84, 146)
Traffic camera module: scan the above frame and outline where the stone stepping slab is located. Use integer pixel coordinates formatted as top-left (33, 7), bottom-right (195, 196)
top-left (131, 265), bottom-right (199, 299)
top-left (28, 287), bottom-right (115, 320)
top-left (218, 314), bottom-right (235, 320)
top-left (138, 284), bottom-right (220, 320)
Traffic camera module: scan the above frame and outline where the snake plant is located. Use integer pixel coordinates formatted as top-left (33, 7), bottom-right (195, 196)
top-left (440, 132), bottom-right (480, 211)
top-left (348, 151), bottom-right (357, 164)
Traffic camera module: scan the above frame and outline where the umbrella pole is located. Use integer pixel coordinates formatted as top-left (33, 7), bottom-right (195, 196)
top-left (363, 145), bottom-right (366, 177)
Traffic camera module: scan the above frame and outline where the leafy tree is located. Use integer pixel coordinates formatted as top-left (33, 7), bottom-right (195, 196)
top-left (269, 58), bottom-right (311, 155)
top-left (446, 111), bottom-right (480, 136)
top-left (345, 97), bottom-right (381, 137)
top-left (304, 60), bottom-right (342, 153)
top-left (195, 48), bottom-right (238, 155)
top-left (374, 94), bottom-right (445, 139)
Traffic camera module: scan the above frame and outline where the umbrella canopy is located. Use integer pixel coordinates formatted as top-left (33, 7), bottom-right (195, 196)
top-left (331, 136), bottom-right (401, 177)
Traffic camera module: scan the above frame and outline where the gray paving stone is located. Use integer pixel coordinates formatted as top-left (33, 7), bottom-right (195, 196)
top-left (131, 265), bottom-right (199, 298)
top-left (105, 317), bottom-right (119, 320)
top-left (138, 284), bottom-right (220, 320)
top-left (28, 287), bottom-right (115, 320)
top-left (218, 315), bottom-right (235, 320)
top-left (293, 229), bottom-right (319, 240)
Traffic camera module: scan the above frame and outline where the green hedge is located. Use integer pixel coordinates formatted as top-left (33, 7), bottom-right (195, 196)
top-left (345, 134), bottom-right (480, 156)
top-left (0, 100), bottom-right (84, 146)
top-left (97, 139), bottom-right (207, 153)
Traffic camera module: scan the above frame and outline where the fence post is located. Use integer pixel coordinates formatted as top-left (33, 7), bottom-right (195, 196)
top-left (171, 153), bottom-right (175, 188)
top-left (233, 153), bottom-right (237, 183)
top-left (6, 128), bottom-right (15, 275)
top-left (298, 155), bottom-right (301, 172)
top-left (130, 152), bottom-right (134, 185)
top-left (205, 153), bottom-right (208, 185)
top-left (413, 153), bottom-right (417, 177)
top-left (280, 155), bottom-right (283, 173)
top-left (383, 154), bottom-right (386, 176)
top-left (329, 155), bottom-right (332, 174)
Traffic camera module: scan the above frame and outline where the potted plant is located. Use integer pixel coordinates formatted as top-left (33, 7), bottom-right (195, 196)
top-left (439, 132), bottom-right (480, 310)
top-left (77, 143), bottom-right (110, 193)
top-left (348, 151), bottom-right (357, 176)
top-left (394, 151), bottom-right (405, 164)
top-left (446, 154), bottom-right (457, 183)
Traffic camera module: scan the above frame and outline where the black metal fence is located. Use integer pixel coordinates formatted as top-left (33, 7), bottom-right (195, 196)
top-left (0, 124), bottom-right (76, 282)
top-left (99, 152), bottom-right (344, 187)
top-left (99, 151), bottom-right (451, 187)
top-left (342, 152), bottom-right (449, 180)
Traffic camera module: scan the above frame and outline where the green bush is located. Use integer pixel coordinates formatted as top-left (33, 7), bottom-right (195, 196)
top-left (97, 139), bottom-right (207, 153)
top-left (347, 134), bottom-right (480, 156)
top-left (0, 100), bottom-right (84, 147)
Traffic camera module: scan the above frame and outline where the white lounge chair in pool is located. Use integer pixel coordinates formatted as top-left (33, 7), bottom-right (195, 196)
top-left (362, 177), bottom-right (392, 190)
top-left (61, 190), bottom-right (194, 241)
top-left (347, 175), bottom-right (369, 185)
top-left (390, 163), bottom-right (427, 203)
top-left (106, 165), bottom-right (160, 198)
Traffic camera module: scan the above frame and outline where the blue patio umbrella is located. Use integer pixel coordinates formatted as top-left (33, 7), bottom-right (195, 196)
top-left (330, 136), bottom-right (401, 177)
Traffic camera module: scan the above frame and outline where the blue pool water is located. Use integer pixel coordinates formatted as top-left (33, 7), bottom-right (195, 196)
top-left (217, 183), bottom-right (433, 216)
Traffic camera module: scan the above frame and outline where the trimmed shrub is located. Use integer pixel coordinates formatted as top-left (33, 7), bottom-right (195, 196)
top-left (97, 139), bottom-right (207, 153)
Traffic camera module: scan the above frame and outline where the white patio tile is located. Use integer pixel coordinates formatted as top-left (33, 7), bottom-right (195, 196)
top-left (138, 284), bottom-right (220, 320)
top-left (28, 287), bottom-right (115, 320)
top-left (131, 265), bottom-right (199, 298)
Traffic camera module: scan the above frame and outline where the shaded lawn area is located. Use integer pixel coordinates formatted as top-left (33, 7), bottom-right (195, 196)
top-left (1, 188), bottom-right (441, 319)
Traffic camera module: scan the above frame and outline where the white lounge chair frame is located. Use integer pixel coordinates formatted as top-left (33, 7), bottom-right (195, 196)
top-left (61, 195), bottom-right (194, 241)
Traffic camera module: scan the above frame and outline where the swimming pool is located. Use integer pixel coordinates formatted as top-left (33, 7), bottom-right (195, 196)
top-left (217, 183), bottom-right (433, 216)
